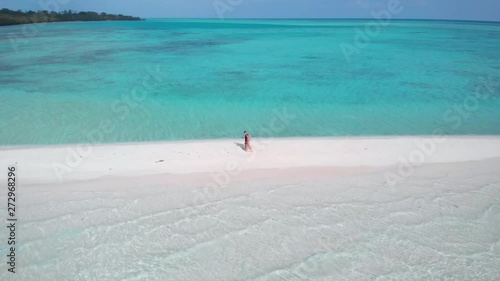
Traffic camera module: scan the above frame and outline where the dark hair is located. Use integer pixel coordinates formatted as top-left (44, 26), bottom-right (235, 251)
top-left (243, 131), bottom-right (247, 133)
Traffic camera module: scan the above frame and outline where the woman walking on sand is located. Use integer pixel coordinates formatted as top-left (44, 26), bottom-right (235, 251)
top-left (243, 131), bottom-right (253, 152)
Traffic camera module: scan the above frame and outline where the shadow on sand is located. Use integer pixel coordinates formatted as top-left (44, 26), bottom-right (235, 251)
top-left (234, 142), bottom-right (245, 151)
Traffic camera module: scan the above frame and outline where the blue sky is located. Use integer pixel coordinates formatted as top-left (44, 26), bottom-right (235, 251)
top-left (1, 0), bottom-right (499, 21)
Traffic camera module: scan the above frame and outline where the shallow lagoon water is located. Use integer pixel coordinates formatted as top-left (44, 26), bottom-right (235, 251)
top-left (1, 19), bottom-right (500, 145)
top-left (0, 158), bottom-right (499, 281)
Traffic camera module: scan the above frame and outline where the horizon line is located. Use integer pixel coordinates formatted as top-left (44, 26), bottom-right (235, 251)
top-left (143, 17), bottom-right (500, 24)
top-left (1, 8), bottom-right (499, 24)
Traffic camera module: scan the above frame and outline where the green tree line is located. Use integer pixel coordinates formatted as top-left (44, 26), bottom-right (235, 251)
top-left (0, 8), bottom-right (142, 26)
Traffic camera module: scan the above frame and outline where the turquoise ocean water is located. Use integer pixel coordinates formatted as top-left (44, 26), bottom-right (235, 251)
top-left (1, 19), bottom-right (499, 145)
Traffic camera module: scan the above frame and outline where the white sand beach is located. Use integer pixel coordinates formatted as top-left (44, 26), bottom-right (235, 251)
top-left (0, 136), bottom-right (499, 280)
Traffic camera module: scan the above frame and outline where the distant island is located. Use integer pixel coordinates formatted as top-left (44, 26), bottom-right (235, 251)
top-left (0, 8), bottom-right (142, 26)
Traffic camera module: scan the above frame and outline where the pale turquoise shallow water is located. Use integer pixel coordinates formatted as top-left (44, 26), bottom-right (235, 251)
top-left (1, 19), bottom-right (499, 145)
